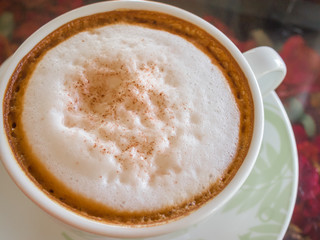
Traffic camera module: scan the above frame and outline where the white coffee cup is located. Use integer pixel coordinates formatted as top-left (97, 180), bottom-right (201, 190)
top-left (0, 0), bottom-right (286, 239)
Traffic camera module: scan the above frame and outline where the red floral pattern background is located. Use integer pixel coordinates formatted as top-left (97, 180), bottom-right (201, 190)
top-left (0, 0), bottom-right (319, 239)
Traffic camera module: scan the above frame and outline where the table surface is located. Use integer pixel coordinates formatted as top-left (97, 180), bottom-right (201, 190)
top-left (0, 0), bottom-right (319, 239)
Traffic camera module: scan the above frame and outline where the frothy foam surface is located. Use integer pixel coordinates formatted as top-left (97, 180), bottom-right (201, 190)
top-left (22, 24), bottom-right (239, 212)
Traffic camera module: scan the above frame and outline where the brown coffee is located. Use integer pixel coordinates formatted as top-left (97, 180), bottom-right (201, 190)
top-left (3, 10), bottom-right (253, 225)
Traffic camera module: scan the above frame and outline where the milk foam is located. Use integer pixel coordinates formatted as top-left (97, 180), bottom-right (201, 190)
top-left (22, 24), bottom-right (240, 212)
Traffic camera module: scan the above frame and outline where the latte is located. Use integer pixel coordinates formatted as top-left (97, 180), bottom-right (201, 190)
top-left (3, 10), bottom-right (253, 225)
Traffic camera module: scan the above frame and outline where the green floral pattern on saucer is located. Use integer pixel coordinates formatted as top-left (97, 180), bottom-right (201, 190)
top-left (220, 93), bottom-right (298, 240)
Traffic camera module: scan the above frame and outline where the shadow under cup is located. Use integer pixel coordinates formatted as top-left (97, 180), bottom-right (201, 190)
top-left (0, 1), bottom-right (265, 239)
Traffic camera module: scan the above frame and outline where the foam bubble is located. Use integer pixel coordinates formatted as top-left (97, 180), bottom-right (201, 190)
top-left (22, 24), bottom-right (240, 212)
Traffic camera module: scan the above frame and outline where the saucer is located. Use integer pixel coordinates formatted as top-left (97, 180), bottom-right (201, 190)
top-left (0, 58), bottom-right (298, 240)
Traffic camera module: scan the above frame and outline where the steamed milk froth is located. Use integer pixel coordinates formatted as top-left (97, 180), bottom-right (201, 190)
top-left (22, 24), bottom-right (239, 212)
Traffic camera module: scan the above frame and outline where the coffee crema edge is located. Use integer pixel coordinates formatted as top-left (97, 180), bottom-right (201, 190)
top-left (3, 10), bottom-right (254, 226)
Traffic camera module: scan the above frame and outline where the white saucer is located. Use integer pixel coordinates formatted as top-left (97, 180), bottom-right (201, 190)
top-left (0, 59), bottom-right (298, 240)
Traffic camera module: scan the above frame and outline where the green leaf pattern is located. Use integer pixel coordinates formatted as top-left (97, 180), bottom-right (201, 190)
top-left (222, 99), bottom-right (295, 240)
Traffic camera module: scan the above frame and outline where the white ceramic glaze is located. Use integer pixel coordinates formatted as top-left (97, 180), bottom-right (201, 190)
top-left (243, 46), bottom-right (286, 97)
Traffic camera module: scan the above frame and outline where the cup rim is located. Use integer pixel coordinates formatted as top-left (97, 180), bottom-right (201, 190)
top-left (0, 0), bottom-right (264, 238)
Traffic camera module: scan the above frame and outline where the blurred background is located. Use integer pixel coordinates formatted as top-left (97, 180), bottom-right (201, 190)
top-left (0, 0), bottom-right (319, 239)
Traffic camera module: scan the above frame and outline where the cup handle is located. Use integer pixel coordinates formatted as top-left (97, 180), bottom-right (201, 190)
top-left (243, 46), bottom-right (286, 97)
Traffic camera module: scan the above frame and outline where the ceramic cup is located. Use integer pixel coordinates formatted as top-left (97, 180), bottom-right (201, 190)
top-left (0, 0), bottom-right (286, 239)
